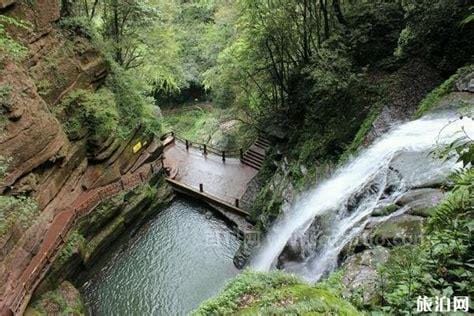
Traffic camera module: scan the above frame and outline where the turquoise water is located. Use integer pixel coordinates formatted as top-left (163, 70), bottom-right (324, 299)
top-left (81, 198), bottom-right (239, 315)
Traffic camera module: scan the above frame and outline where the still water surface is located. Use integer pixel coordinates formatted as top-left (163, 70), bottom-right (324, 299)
top-left (81, 198), bottom-right (239, 315)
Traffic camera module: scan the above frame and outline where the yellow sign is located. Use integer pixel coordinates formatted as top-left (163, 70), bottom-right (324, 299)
top-left (133, 141), bottom-right (142, 153)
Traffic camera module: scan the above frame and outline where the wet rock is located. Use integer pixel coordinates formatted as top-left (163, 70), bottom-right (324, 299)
top-left (363, 61), bottom-right (442, 146)
top-left (456, 71), bottom-right (474, 93)
top-left (278, 235), bottom-right (306, 264)
top-left (388, 151), bottom-right (453, 189)
top-left (372, 203), bottom-right (399, 217)
top-left (395, 188), bottom-right (444, 217)
top-left (340, 214), bottom-right (424, 261)
top-left (365, 215), bottom-right (424, 248)
top-left (341, 247), bottom-right (389, 307)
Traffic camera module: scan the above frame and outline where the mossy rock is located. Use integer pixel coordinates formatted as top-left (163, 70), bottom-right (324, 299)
top-left (26, 281), bottom-right (85, 316)
top-left (372, 204), bottom-right (399, 217)
top-left (194, 270), bottom-right (362, 315)
top-left (367, 215), bottom-right (424, 247)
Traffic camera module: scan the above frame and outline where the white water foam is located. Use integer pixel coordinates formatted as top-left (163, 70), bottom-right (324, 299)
top-left (250, 113), bottom-right (474, 281)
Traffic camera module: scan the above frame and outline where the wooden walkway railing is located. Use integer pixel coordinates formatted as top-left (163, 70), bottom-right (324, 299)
top-left (1, 159), bottom-right (163, 316)
top-left (161, 131), bottom-right (245, 160)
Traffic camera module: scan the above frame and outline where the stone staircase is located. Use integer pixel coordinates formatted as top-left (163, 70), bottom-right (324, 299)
top-left (241, 136), bottom-right (271, 170)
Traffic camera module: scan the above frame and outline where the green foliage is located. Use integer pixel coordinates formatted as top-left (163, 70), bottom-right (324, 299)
top-left (162, 103), bottom-right (254, 150)
top-left (58, 88), bottom-right (119, 141)
top-left (345, 1), bottom-right (404, 67)
top-left (105, 63), bottom-right (160, 137)
top-left (0, 194), bottom-right (38, 238)
top-left (58, 16), bottom-right (99, 40)
top-left (396, 0), bottom-right (473, 74)
top-left (56, 230), bottom-right (85, 268)
top-left (0, 84), bottom-right (11, 131)
top-left (415, 73), bottom-right (457, 117)
top-left (0, 15), bottom-right (29, 63)
top-left (377, 167), bottom-right (474, 314)
top-left (195, 270), bottom-right (361, 315)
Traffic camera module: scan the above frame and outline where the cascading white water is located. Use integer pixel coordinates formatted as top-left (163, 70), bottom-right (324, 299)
top-left (250, 112), bottom-right (474, 282)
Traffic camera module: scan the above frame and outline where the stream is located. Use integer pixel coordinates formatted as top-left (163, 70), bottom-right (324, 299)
top-left (81, 198), bottom-right (239, 315)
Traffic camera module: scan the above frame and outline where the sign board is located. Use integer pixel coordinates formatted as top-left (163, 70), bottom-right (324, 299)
top-left (133, 141), bottom-right (142, 153)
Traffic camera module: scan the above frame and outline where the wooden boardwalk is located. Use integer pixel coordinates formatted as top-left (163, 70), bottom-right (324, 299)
top-left (162, 133), bottom-right (270, 218)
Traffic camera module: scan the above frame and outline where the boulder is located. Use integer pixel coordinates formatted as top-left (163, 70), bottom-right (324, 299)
top-left (395, 188), bottom-right (444, 217)
top-left (341, 247), bottom-right (389, 307)
top-left (455, 71), bottom-right (474, 93)
top-left (365, 215), bottom-right (424, 248)
top-left (388, 151), bottom-right (453, 189)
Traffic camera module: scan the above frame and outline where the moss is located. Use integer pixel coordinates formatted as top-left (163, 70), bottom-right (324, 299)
top-left (415, 65), bottom-right (473, 117)
top-left (26, 281), bottom-right (84, 316)
top-left (0, 195), bottom-right (38, 238)
top-left (56, 88), bottom-right (120, 142)
top-left (194, 270), bottom-right (361, 315)
top-left (54, 231), bottom-right (85, 268)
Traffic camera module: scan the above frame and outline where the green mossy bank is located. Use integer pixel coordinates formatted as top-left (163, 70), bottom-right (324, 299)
top-left (194, 271), bottom-right (361, 316)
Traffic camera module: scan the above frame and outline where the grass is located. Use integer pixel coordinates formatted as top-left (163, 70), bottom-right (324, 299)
top-left (194, 270), bottom-right (361, 315)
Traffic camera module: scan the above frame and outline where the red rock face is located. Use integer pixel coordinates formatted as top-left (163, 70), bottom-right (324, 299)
top-left (0, 0), bottom-right (109, 303)
top-left (0, 61), bottom-right (69, 192)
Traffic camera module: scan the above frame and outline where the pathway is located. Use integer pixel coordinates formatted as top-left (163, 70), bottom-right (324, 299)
top-left (162, 133), bottom-right (270, 221)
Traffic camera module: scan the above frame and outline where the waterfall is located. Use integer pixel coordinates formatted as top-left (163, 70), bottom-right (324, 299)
top-left (250, 112), bottom-right (474, 282)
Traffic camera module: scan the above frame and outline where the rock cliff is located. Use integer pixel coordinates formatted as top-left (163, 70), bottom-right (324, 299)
top-left (0, 0), bottom-right (167, 310)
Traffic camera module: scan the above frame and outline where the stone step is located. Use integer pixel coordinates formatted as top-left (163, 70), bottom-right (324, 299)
top-left (243, 158), bottom-right (263, 168)
top-left (244, 151), bottom-right (264, 164)
top-left (241, 158), bottom-right (261, 170)
top-left (254, 141), bottom-right (269, 150)
top-left (246, 145), bottom-right (265, 158)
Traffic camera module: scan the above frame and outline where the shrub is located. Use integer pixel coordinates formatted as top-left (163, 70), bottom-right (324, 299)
top-left (58, 88), bottom-right (119, 142)
top-left (396, 0), bottom-right (474, 74)
top-left (59, 16), bottom-right (98, 40)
